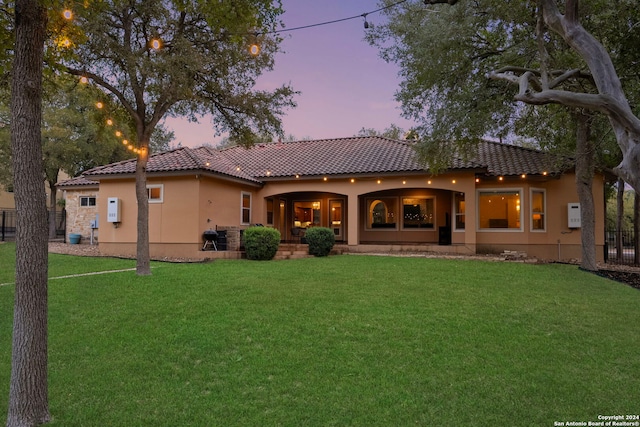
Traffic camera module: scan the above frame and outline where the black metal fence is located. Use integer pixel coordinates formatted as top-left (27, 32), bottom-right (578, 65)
top-left (1, 209), bottom-right (66, 242)
top-left (605, 228), bottom-right (638, 266)
top-left (1, 209), bottom-right (16, 241)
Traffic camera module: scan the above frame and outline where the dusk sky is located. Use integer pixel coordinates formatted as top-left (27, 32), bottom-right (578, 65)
top-left (164, 0), bottom-right (415, 147)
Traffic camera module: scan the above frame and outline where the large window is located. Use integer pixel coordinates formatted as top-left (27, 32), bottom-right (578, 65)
top-left (147, 184), bottom-right (163, 203)
top-left (80, 196), bottom-right (96, 207)
top-left (367, 198), bottom-right (397, 229)
top-left (478, 190), bottom-right (522, 230)
top-left (454, 192), bottom-right (465, 230)
top-left (531, 189), bottom-right (546, 231)
top-left (402, 197), bottom-right (434, 229)
top-left (241, 192), bottom-right (251, 224)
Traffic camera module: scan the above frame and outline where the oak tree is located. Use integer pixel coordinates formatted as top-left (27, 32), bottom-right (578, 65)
top-left (59, 1), bottom-right (296, 274)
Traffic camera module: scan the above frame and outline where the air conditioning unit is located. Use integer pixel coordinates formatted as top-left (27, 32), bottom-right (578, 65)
top-left (107, 197), bottom-right (121, 223)
top-left (567, 203), bottom-right (581, 228)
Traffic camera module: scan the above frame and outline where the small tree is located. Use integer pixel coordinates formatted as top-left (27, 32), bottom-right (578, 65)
top-left (59, 1), bottom-right (296, 275)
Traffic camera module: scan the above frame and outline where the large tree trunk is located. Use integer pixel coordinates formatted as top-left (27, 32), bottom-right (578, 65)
top-left (575, 111), bottom-right (597, 271)
top-left (7, 1), bottom-right (51, 426)
top-left (135, 142), bottom-right (151, 275)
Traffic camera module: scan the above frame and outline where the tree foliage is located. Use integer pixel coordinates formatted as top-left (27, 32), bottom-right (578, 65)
top-left (370, 0), bottom-right (639, 180)
top-left (52, 0), bottom-right (296, 274)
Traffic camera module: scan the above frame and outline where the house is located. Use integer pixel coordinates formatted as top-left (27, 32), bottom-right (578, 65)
top-left (58, 137), bottom-right (606, 262)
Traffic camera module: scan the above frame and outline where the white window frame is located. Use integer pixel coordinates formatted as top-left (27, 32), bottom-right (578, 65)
top-left (453, 192), bottom-right (465, 232)
top-left (477, 188), bottom-right (523, 232)
top-left (79, 196), bottom-right (96, 207)
top-left (530, 188), bottom-right (547, 232)
top-left (241, 192), bottom-right (252, 225)
top-left (147, 184), bottom-right (164, 203)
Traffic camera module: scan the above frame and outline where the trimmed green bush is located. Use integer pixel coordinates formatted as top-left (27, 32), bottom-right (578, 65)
top-left (243, 227), bottom-right (281, 260)
top-left (304, 227), bottom-right (335, 257)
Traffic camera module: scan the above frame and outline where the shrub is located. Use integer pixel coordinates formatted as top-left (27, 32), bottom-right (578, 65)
top-left (304, 227), bottom-right (335, 257)
top-left (243, 227), bottom-right (281, 260)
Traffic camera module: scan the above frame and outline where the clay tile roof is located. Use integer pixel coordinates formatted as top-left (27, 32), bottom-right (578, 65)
top-left (475, 140), bottom-right (571, 176)
top-left (69, 136), bottom-right (571, 185)
top-left (56, 175), bottom-right (98, 188)
top-left (220, 136), bottom-right (444, 178)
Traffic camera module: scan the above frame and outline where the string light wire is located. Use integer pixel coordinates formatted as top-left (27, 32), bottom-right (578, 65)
top-left (264, 0), bottom-right (409, 34)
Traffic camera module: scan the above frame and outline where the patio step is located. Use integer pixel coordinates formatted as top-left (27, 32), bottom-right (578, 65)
top-left (274, 243), bottom-right (310, 260)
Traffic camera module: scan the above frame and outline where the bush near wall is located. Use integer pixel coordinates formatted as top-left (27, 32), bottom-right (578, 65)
top-left (304, 227), bottom-right (335, 257)
top-left (243, 227), bottom-right (281, 260)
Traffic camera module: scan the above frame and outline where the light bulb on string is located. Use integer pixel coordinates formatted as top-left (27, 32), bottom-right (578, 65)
top-left (106, 119), bottom-right (113, 126)
top-left (79, 76), bottom-right (88, 84)
top-left (249, 42), bottom-right (260, 56)
top-left (248, 32), bottom-right (260, 56)
top-left (150, 38), bottom-right (162, 50)
top-left (95, 101), bottom-right (104, 109)
top-left (362, 13), bottom-right (370, 29)
top-left (115, 130), bottom-right (122, 137)
top-left (63, 9), bottom-right (73, 20)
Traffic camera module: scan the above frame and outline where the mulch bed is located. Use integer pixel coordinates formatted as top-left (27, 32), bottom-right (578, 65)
top-left (593, 269), bottom-right (640, 290)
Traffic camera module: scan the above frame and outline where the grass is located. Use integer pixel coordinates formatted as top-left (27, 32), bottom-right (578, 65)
top-left (1, 242), bottom-right (639, 426)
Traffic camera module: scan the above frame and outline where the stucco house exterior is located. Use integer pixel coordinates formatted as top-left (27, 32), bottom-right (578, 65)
top-left (58, 136), bottom-right (606, 262)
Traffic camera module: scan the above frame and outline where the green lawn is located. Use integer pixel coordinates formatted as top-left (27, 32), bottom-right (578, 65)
top-left (1, 242), bottom-right (639, 426)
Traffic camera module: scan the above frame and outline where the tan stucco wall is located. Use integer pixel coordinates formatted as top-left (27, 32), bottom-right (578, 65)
top-left (65, 168), bottom-right (605, 263)
top-left (96, 174), bottom-right (261, 255)
top-left (474, 173), bottom-right (606, 261)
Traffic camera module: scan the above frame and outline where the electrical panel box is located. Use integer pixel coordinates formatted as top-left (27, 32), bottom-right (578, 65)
top-left (107, 197), bottom-right (121, 223)
top-left (90, 214), bottom-right (99, 229)
top-left (568, 203), bottom-right (581, 228)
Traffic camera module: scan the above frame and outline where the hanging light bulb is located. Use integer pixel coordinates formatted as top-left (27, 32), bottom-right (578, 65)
top-left (95, 101), bottom-right (104, 109)
top-left (62, 9), bottom-right (73, 20)
top-left (106, 119), bottom-right (113, 126)
top-left (150, 38), bottom-right (162, 50)
top-left (362, 13), bottom-right (370, 29)
top-left (79, 76), bottom-right (88, 84)
top-left (249, 43), bottom-right (260, 56)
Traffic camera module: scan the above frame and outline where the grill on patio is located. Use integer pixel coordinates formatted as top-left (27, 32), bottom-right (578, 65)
top-left (202, 230), bottom-right (218, 251)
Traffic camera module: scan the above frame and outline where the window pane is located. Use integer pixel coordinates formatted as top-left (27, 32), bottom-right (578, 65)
top-left (402, 198), bottom-right (434, 228)
top-left (149, 187), bottom-right (161, 199)
top-left (532, 190), bottom-right (545, 230)
top-left (367, 198), bottom-right (397, 228)
top-left (479, 191), bottom-right (521, 229)
top-left (454, 193), bottom-right (465, 230)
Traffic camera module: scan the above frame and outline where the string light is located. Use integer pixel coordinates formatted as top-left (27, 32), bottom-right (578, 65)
top-left (150, 39), bottom-right (162, 50)
top-left (62, 9), bottom-right (73, 20)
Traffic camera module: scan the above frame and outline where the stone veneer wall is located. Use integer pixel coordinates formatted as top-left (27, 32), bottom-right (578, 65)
top-left (214, 226), bottom-right (242, 251)
top-left (65, 189), bottom-right (99, 242)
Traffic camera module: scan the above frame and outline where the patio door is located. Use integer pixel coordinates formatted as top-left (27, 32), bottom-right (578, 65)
top-left (330, 199), bottom-right (343, 241)
top-left (279, 199), bottom-right (287, 240)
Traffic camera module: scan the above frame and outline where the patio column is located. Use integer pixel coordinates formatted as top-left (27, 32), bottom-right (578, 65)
top-left (347, 195), bottom-right (359, 246)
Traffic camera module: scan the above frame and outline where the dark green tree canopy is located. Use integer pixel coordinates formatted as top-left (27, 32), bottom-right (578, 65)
top-left (58, 0), bottom-right (296, 147)
top-left (369, 0), bottom-right (640, 185)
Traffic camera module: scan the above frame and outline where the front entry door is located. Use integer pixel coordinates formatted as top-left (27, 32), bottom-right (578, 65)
top-left (329, 199), bottom-right (343, 241)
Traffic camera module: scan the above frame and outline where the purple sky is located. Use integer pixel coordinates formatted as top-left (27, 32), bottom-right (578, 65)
top-left (164, 0), bottom-right (414, 147)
